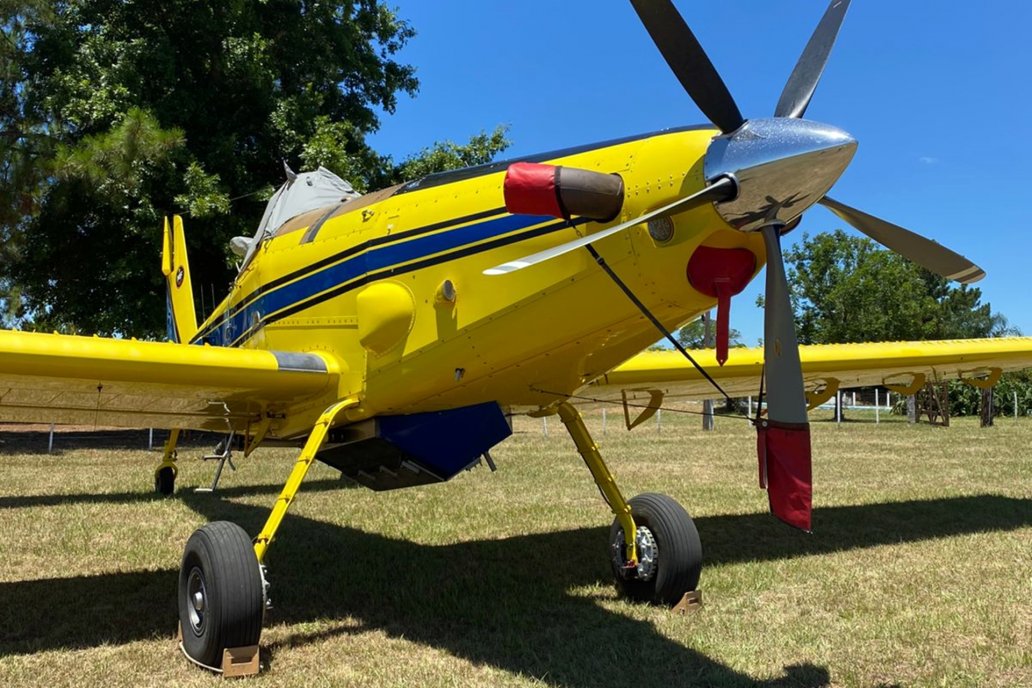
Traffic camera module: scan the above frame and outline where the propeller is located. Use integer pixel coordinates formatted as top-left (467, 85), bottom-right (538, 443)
top-left (634, 0), bottom-right (979, 531)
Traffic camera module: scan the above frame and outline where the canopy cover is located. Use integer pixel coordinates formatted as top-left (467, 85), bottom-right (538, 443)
top-left (235, 163), bottom-right (361, 266)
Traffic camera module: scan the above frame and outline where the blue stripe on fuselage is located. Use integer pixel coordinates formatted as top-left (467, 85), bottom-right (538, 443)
top-left (202, 212), bottom-right (561, 347)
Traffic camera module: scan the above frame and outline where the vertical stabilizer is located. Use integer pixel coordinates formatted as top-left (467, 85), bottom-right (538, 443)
top-left (162, 216), bottom-right (198, 343)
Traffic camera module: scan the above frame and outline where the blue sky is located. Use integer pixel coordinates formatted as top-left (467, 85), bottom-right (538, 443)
top-left (368, 1), bottom-right (1032, 345)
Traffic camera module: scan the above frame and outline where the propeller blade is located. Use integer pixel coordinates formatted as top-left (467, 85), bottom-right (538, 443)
top-left (820, 196), bottom-right (986, 284)
top-left (760, 227), bottom-right (808, 427)
top-left (758, 225), bottom-right (812, 531)
top-left (774, 0), bottom-right (851, 119)
top-left (630, 0), bottom-right (744, 133)
top-left (484, 177), bottom-right (735, 275)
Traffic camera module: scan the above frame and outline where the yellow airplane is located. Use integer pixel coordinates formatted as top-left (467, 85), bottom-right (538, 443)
top-left (1, 0), bottom-right (1031, 673)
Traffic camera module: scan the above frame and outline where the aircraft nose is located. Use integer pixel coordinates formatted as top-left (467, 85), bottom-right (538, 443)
top-left (703, 118), bottom-right (857, 232)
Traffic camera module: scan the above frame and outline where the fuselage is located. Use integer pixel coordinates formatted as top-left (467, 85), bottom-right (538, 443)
top-left (192, 126), bottom-right (766, 437)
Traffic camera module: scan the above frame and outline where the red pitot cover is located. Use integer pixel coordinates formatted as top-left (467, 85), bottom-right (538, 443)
top-left (757, 421), bottom-right (812, 531)
top-left (685, 246), bottom-right (756, 366)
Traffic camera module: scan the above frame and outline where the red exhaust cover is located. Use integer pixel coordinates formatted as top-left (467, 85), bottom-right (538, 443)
top-left (757, 421), bottom-right (812, 531)
top-left (504, 162), bottom-right (564, 218)
top-left (503, 162), bottom-right (624, 221)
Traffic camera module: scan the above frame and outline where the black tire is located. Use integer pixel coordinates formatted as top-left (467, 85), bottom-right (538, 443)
top-left (178, 522), bottom-right (264, 667)
top-left (155, 466), bottom-right (175, 496)
top-left (609, 493), bottom-right (703, 606)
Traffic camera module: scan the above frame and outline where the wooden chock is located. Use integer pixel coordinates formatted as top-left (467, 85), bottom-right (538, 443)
top-left (672, 589), bottom-right (703, 615)
top-left (221, 645), bottom-right (260, 678)
top-left (178, 622), bottom-right (260, 677)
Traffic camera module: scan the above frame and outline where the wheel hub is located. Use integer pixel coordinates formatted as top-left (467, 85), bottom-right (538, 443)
top-left (612, 524), bottom-right (659, 581)
top-left (186, 567), bottom-right (207, 635)
top-left (634, 526), bottom-right (659, 580)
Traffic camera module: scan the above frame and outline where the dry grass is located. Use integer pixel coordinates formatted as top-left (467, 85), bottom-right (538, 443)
top-left (0, 410), bottom-right (1029, 687)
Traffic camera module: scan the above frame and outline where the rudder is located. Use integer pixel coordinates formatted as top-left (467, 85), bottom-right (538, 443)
top-left (162, 215), bottom-right (198, 343)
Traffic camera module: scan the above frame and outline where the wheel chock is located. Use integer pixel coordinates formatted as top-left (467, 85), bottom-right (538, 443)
top-left (177, 623), bottom-right (262, 677)
top-left (221, 645), bottom-right (260, 678)
top-left (672, 589), bottom-right (703, 615)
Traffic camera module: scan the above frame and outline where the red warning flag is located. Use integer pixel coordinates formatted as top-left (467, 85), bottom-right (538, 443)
top-left (757, 421), bottom-right (812, 531)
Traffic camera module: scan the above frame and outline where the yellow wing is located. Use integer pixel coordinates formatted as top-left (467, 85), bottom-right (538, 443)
top-left (587, 337), bottom-right (1032, 408)
top-left (0, 330), bottom-right (340, 435)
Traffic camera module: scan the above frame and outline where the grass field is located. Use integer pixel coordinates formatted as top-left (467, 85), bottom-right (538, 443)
top-left (0, 409), bottom-right (1029, 687)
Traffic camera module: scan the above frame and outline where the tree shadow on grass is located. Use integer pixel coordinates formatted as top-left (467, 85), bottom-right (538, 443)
top-left (1, 493), bottom-right (1029, 686)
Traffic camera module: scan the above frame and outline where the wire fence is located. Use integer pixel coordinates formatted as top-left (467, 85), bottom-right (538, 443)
top-left (3, 389), bottom-right (1027, 452)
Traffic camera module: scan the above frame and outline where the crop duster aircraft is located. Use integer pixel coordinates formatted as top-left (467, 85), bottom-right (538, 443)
top-left (2, 0), bottom-right (1032, 672)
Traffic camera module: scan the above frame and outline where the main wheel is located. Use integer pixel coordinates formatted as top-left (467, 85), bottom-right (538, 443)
top-left (609, 493), bottom-right (702, 606)
top-left (178, 521), bottom-right (264, 667)
top-left (155, 466), bottom-right (176, 496)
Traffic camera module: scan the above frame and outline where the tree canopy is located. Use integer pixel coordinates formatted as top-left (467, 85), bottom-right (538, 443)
top-left (676, 315), bottom-right (742, 350)
top-left (782, 230), bottom-right (1013, 344)
top-left (1, 1), bottom-right (509, 337)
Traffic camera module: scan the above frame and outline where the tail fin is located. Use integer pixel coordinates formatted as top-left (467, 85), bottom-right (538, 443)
top-left (162, 215), bottom-right (198, 343)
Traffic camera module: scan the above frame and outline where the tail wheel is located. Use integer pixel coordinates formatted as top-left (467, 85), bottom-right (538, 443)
top-left (178, 521), bottom-right (264, 667)
top-left (609, 493), bottom-right (702, 606)
top-left (155, 466), bottom-right (176, 496)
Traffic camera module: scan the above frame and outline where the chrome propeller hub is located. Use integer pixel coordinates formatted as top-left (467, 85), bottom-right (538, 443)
top-left (704, 118), bottom-right (857, 232)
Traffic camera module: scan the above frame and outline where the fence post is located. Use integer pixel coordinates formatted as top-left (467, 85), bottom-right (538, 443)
top-left (1015, 391), bottom-right (1019, 419)
top-left (542, 416), bottom-right (548, 437)
top-left (602, 407), bottom-right (607, 436)
top-left (875, 388), bottom-right (880, 424)
top-left (48, 423), bottom-right (55, 454)
top-left (656, 408), bottom-right (662, 434)
top-left (980, 387), bottom-right (994, 428)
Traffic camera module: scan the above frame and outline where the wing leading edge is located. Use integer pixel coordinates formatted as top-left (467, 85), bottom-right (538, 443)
top-left (0, 330), bottom-right (341, 433)
top-left (587, 337), bottom-right (1032, 406)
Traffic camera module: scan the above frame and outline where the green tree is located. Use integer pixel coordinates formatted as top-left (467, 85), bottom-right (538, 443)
top-left (675, 316), bottom-right (742, 350)
top-left (783, 230), bottom-right (999, 344)
top-left (2, 1), bottom-right (508, 337)
top-left (0, 1), bottom-right (52, 325)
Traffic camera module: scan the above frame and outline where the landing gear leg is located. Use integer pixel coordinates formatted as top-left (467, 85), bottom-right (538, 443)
top-left (154, 429), bottom-right (180, 496)
top-left (177, 399), bottom-right (356, 671)
top-left (556, 401), bottom-right (703, 606)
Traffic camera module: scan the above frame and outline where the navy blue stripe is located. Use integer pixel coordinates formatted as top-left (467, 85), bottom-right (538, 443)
top-left (205, 213), bottom-right (583, 347)
top-left (192, 206), bottom-right (507, 343)
top-left (225, 216), bottom-right (587, 347)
